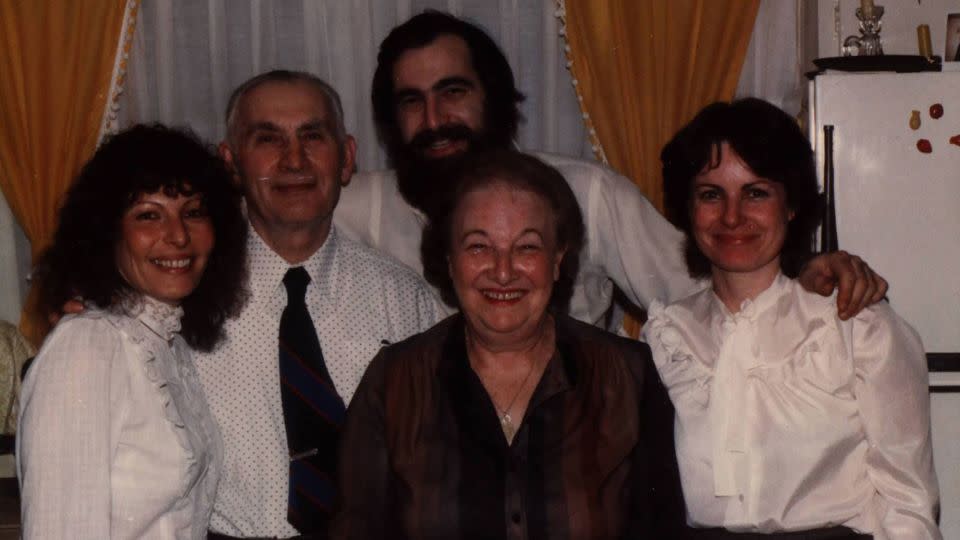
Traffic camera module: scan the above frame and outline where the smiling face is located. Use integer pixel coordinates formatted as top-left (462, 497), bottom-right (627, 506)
top-left (691, 142), bottom-right (793, 286)
top-left (392, 34), bottom-right (486, 160)
top-left (115, 191), bottom-right (215, 305)
top-left (221, 80), bottom-right (356, 246)
top-left (448, 182), bottom-right (564, 345)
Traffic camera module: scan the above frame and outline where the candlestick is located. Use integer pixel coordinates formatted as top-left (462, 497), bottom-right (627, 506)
top-left (917, 24), bottom-right (933, 57)
top-left (846, 2), bottom-right (884, 56)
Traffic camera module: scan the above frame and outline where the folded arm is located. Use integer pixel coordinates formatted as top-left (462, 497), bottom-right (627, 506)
top-left (799, 251), bottom-right (888, 320)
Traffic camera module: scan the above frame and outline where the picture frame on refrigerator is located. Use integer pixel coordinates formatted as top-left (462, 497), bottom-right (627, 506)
top-left (946, 13), bottom-right (960, 62)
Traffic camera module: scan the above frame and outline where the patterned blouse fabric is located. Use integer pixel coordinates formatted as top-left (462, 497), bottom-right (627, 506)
top-left (17, 298), bottom-right (222, 539)
top-left (0, 319), bottom-right (33, 434)
top-left (643, 273), bottom-right (940, 539)
top-left (197, 227), bottom-right (442, 538)
top-left (333, 314), bottom-right (688, 540)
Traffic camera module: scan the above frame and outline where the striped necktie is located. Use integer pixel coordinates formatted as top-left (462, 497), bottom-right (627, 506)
top-left (279, 266), bottom-right (346, 534)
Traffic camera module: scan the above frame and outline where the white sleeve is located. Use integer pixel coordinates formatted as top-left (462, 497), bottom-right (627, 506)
top-left (587, 166), bottom-right (703, 309)
top-left (17, 317), bottom-right (127, 540)
top-left (853, 305), bottom-right (941, 539)
top-left (414, 280), bottom-right (449, 330)
top-left (335, 170), bottom-right (380, 247)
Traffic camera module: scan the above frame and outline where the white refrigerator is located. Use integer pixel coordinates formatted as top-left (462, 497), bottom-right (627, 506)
top-left (809, 71), bottom-right (960, 538)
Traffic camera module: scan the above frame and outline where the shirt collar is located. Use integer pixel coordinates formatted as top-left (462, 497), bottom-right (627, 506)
top-left (711, 271), bottom-right (790, 322)
top-left (246, 225), bottom-right (340, 310)
top-left (119, 295), bottom-right (184, 342)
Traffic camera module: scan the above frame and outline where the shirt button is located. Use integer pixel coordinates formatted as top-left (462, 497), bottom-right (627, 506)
top-left (511, 512), bottom-right (522, 524)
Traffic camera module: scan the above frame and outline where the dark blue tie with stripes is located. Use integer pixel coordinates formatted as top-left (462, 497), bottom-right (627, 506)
top-left (279, 266), bottom-right (346, 534)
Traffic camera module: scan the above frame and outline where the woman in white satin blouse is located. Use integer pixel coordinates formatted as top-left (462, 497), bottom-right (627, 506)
top-left (643, 98), bottom-right (940, 540)
top-left (18, 125), bottom-right (247, 539)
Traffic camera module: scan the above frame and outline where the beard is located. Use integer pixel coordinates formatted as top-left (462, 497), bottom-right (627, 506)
top-left (392, 124), bottom-right (502, 217)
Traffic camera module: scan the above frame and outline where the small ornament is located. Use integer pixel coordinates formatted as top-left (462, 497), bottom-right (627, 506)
top-left (500, 413), bottom-right (516, 442)
top-left (917, 139), bottom-right (933, 153)
top-left (949, 134), bottom-right (960, 147)
top-left (843, 2), bottom-right (884, 56)
top-left (910, 110), bottom-right (921, 130)
top-left (930, 103), bottom-right (944, 119)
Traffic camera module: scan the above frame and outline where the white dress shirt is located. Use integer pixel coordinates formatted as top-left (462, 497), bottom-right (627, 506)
top-left (196, 226), bottom-right (441, 538)
top-left (18, 298), bottom-right (222, 540)
top-left (335, 152), bottom-right (701, 330)
top-left (642, 273), bottom-right (940, 539)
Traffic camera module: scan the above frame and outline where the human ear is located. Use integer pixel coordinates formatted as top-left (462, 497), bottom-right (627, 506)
top-left (553, 248), bottom-right (567, 281)
top-left (218, 142), bottom-right (242, 187)
top-left (339, 135), bottom-right (357, 187)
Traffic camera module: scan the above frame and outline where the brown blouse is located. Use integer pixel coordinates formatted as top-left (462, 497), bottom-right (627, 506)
top-left (332, 314), bottom-right (686, 539)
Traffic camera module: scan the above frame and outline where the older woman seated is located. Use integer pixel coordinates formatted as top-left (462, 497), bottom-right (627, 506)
top-left (644, 98), bottom-right (940, 539)
top-left (332, 150), bottom-right (685, 538)
top-left (18, 124), bottom-right (247, 539)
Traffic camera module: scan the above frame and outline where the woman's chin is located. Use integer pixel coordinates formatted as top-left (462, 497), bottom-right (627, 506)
top-left (468, 313), bottom-right (546, 343)
top-left (137, 285), bottom-right (196, 307)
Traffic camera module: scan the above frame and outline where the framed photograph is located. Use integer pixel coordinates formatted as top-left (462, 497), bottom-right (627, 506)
top-left (946, 13), bottom-right (960, 61)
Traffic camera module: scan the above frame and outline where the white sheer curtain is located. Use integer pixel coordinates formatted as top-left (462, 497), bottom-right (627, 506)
top-left (117, 0), bottom-right (593, 171)
top-left (735, 0), bottom-right (804, 115)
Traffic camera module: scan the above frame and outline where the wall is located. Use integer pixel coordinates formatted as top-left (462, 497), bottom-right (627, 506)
top-left (817, 0), bottom-right (960, 60)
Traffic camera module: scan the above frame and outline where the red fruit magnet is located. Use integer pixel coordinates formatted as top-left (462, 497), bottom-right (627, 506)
top-left (930, 103), bottom-right (944, 119)
top-left (950, 134), bottom-right (960, 147)
top-left (917, 139), bottom-right (933, 153)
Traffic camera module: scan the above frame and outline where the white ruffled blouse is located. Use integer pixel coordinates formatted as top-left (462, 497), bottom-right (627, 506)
top-left (17, 298), bottom-right (223, 539)
top-left (642, 273), bottom-right (940, 539)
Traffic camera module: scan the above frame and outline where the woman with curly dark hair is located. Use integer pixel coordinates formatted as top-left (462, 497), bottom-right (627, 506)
top-left (17, 124), bottom-right (247, 539)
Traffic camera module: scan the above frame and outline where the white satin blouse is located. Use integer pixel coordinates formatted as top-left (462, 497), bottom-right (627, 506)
top-left (17, 299), bottom-right (222, 539)
top-left (643, 273), bottom-right (940, 539)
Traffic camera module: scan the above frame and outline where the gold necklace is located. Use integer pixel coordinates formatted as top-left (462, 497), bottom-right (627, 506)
top-left (468, 319), bottom-right (554, 444)
top-left (494, 358), bottom-right (539, 444)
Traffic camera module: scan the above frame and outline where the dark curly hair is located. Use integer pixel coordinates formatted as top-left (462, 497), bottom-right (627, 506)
top-left (35, 124), bottom-right (248, 351)
top-left (660, 98), bottom-right (822, 279)
top-left (421, 150), bottom-right (584, 312)
top-left (372, 10), bottom-right (525, 164)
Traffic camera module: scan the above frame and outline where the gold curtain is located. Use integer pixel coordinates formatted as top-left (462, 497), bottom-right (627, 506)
top-left (563, 0), bottom-right (759, 336)
top-left (0, 1), bottom-right (131, 346)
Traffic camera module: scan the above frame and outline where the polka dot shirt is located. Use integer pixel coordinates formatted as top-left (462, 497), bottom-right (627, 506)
top-left (195, 226), bottom-right (441, 537)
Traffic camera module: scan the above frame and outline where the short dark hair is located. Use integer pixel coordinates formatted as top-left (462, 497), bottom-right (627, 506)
top-left (421, 150), bottom-right (584, 312)
top-left (660, 98), bottom-right (822, 278)
top-left (372, 10), bottom-right (525, 162)
top-left (225, 69), bottom-right (347, 144)
top-left (35, 124), bottom-right (248, 351)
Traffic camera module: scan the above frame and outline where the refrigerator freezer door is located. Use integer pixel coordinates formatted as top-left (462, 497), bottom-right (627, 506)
top-left (810, 72), bottom-right (960, 353)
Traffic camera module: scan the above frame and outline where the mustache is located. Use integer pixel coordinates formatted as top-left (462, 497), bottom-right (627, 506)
top-left (255, 174), bottom-right (314, 184)
top-left (409, 124), bottom-right (477, 153)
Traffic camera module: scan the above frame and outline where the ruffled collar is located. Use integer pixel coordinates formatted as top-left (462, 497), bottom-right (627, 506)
top-left (711, 272), bottom-right (790, 323)
top-left (120, 295), bottom-right (184, 341)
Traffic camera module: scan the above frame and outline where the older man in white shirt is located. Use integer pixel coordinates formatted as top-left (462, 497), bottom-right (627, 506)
top-left (199, 70), bottom-right (440, 539)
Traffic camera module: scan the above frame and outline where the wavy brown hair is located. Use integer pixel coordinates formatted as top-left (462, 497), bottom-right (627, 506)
top-left (372, 10), bottom-right (525, 164)
top-left (660, 98), bottom-right (822, 278)
top-left (35, 124), bottom-right (247, 351)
